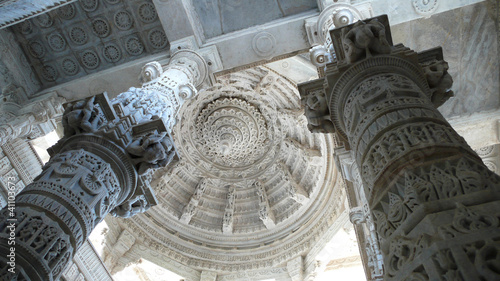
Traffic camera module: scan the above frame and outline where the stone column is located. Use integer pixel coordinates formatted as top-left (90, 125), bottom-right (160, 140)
top-left (299, 15), bottom-right (500, 281)
top-left (0, 50), bottom-right (207, 281)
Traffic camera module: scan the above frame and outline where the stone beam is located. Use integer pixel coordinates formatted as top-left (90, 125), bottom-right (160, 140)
top-left (206, 11), bottom-right (318, 75)
top-left (371, 0), bottom-right (485, 25)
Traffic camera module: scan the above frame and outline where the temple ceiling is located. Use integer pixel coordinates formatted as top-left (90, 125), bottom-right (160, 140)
top-left (108, 66), bottom-right (344, 273)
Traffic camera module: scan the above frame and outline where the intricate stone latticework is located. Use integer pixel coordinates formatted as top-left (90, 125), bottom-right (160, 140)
top-left (299, 15), bottom-right (500, 281)
top-left (0, 49), bottom-right (207, 280)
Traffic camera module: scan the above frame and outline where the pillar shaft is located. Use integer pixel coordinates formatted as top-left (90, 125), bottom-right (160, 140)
top-left (300, 15), bottom-right (500, 280)
top-left (0, 50), bottom-right (207, 280)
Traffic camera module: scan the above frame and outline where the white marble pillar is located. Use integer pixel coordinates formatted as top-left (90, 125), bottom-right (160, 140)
top-left (0, 50), bottom-right (208, 281)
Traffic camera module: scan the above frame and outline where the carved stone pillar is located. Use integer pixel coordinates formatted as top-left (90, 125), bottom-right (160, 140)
top-left (338, 148), bottom-right (384, 281)
top-left (287, 255), bottom-right (304, 281)
top-left (0, 93), bottom-right (65, 145)
top-left (299, 15), bottom-right (500, 281)
top-left (0, 50), bottom-right (207, 281)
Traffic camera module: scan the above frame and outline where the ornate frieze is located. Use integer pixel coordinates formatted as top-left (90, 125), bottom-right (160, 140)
top-left (10, 0), bottom-right (168, 89)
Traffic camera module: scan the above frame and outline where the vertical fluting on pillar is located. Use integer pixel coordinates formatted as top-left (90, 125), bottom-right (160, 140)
top-left (300, 15), bottom-right (500, 281)
top-left (0, 50), bottom-right (207, 281)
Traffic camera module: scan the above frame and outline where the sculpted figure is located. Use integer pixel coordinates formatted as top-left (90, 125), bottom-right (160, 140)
top-left (342, 19), bottom-right (391, 63)
top-left (302, 90), bottom-right (335, 133)
top-left (421, 60), bottom-right (454, 108)
top-left (110, 195), bottom-right (148, 218)
top-left (126, 131), bottom-right (176, 174)
top-left (62, 96), bottom-right (104, 136)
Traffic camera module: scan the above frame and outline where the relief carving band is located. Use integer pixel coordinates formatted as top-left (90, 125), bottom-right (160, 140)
top-left (0, 50), bottom-right (208, 280)
top-left (299, 15), bottom-right (500, 281)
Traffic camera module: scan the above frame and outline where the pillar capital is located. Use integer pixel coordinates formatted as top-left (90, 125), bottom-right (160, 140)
top-left (0, 43), bottom-right (205, 281)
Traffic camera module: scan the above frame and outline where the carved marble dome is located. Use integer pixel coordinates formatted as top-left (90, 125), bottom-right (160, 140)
top-left (114, 67), bottom-right (345, 272)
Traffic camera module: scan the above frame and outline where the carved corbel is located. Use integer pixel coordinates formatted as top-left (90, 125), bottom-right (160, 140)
top-left (298, 81), bottom-right (335, 134)
top-left (222, 185), bottom-right (235, 234)
top-left (418, 47), bottom-right (454, 108)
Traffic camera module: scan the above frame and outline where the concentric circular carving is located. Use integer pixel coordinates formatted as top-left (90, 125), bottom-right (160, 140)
top-left (103, 43), bottom-right (121, 62)
top-left (125, 37), bottom-right (144, 56)
top-left (476, 145), bottom-right (495, 157)
top-left (61, 58), bottom-right (79, 75)
top-left (58, 3), bottom-right (76, 19)
top-left (412, 0), bottom-right (439, 16)
top-left (252, 32), bottom-right (276, 58)
top-left (80, 0), bottom-right (98, 12)
top-left (48, 33), bottom-right (66, 51)
top-left (80, 50), bottom-right (100, 69)
top-left (41, 65), bottom-right (58, 82)
top-left (18, 20), bottom-right (32, 34)
top-left (92, 18), bottom-right (110, 37)
top-left (28, 41), bottom-right (45, 58)
top-left (177, 86), bottom-right (283, 181)
top-left (69, 27), bottom-right (88, 45)
top-left (138, 2), bottom-right (157, 23)
top-left (104, 0), bottom-right (120, 4)
top-left (114, 11), bottom-right (134, 30)
top-left (34, 13), bottom-right (53, 27)
top-left (148, 29), bottom-right (167, 49)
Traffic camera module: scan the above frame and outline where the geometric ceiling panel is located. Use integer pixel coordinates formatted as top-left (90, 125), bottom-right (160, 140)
top-left (10, 0), bottom-right (168, 89)
top-left (194, 0), bottom-right (318, 38)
